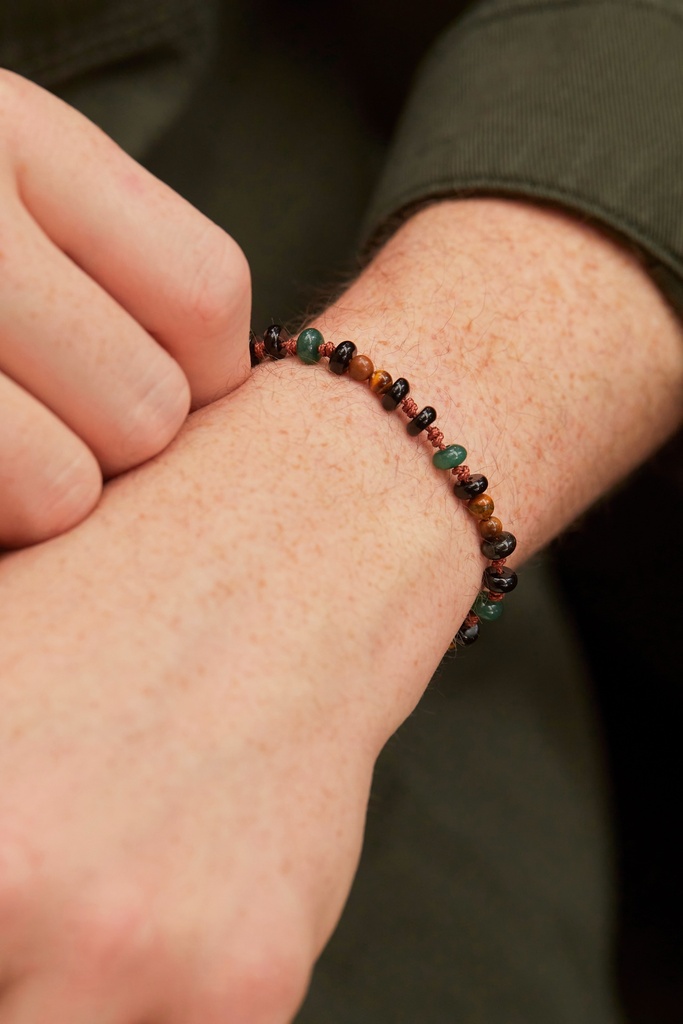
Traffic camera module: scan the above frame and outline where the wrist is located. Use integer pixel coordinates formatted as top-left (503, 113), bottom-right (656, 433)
top-left (215, 354), bottom-right (483, 742)
top-left (310, 197), bottom-right (683, 558)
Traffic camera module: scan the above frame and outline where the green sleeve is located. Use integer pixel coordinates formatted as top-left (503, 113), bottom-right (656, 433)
top-left (0, 0), bottom-right (216, 158)
top-left (363, 0), bottom-right (683, 315)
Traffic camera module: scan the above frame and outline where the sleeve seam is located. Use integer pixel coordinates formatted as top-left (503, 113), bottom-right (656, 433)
top-left (369, 176), bottom-right (683, 277)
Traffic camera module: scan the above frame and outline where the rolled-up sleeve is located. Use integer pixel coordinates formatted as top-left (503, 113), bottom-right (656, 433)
top-left (364, 0), bottom-right (683, 314)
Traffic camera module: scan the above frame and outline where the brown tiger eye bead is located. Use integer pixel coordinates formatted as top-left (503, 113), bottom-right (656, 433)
top-left (369, 370), bottom-right (393, 394)
top-left (468, 493), bottom-right (495, 519)
top-left (348, 354), bottom-right (374, 381)
top-left (479, 516), bottom-right (503, 539)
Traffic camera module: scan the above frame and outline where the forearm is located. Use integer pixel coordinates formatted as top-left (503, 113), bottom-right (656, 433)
top-left (317, 199), bottom-right (683, 560)
top-left (0, 198), bottom-right (680, 1012)
top-left (1, 199), bottom-right (682, 752)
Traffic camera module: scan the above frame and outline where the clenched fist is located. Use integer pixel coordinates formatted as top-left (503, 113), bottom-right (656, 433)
top-left (0, 70), bottom-right (251, 547)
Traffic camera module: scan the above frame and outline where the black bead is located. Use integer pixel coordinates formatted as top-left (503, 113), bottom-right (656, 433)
top-left (481, 531), bottom-right (517, 560)
top-left (407, 406), bottom-right (437, 436)
top-left (249, 330), bottom-right (259, 367)
top-left (329, 340), bottom-right (357, 374)
top-left (456, 621), bottom-right (480, 646)
top-left (483, 566), bottom-right (518, 594)
top-left (264, 324), bottom-right (287, 359)
top-left (454, 474), bottom-right (488, 499)
top-left (381, 377), bottom-right (410, 411)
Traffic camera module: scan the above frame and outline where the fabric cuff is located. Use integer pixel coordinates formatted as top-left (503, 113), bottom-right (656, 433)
top-left (362, 0), bottom-right (683, 316)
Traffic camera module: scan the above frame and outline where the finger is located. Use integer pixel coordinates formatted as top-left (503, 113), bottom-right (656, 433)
top-left (0, 70), bottom-right (252, 409)
top-left (0, 201), bottom-right (191, 480)
top-left (0, 372), bottom-right (101, 548)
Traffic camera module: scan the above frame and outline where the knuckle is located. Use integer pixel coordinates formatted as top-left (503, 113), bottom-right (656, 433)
top-left (181, 227), bottom-right (250, 335)
top-left (121, 359), bottom-right (190, 463)
top-left (68, 882), bottom-right (153, 973)
top-left (207, 946), bottom-right (309, 1023)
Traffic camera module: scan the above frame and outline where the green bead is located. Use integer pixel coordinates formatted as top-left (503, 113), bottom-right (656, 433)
top-left (473, 591), bottom-right (504, 622)
top-left (432, 444), bottom-right (467, 470)
top-left (297, 328), bottom-right (324, 364)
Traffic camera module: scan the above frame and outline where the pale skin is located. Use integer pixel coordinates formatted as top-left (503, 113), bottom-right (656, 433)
top-left (1, 74), bottom-right (683, 1024)
top-left (0, 70), bottom-right (251, 548)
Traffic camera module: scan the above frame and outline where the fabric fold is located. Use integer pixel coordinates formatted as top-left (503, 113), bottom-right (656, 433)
top-left (363, 0), bottom-right (683, 315)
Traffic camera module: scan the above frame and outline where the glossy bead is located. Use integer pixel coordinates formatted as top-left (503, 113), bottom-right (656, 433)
top-left (381, 377), bottom-right (410, 410)
top-left (479, 516), bottom-right (503, 539)
top-left (454, 474), bottom-right (488, 499)
top-left (481, 531), bottom-right (517, 560)
top-left (483, 565), bottom-right (518, 594)
top-left (468, 493), bottom-right (495, 519)
top-left (348, 354), bottom-right (374, 380)
top-left (369, 370), bottom-right (393, 394)
top-left (432, 444), bottom-right (467, 470)
top-left (455, 621), bottom-right (480, 646)
top-left (473, 592), bottom-right (504, 622)
top-left (296, 327), bottom-right (323, 364)
top-left (407, 406), bottom-right (437, 436)
top-left (329, 340), bottom-right (357, 374)
top-left (264, 324), bottom-right (287, 359)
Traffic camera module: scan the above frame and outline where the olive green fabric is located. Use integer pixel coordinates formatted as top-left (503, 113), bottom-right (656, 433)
top-left (295, 562), bottom-right (621, 1024)
top-left (0, 0), bottom-right (218, 156)
top-left (4, 0), bottom-right (682, 311)
top-left (0, 3), bottom-right (680, 1021)
top-left (364, 0), bottom-right (683, 317)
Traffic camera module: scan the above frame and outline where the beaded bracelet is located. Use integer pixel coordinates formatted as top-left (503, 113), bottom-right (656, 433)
top-left (250, 324), bottom-right (518, 649)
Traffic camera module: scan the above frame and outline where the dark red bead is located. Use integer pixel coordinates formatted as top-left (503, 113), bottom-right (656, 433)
top-left (407, 406), bottom-right (437, 436)
top-left (249, 330), bottom-right (259, 367)
top-left (381, 378), bottom-right (410, 411)
top-left (456, 621), bottom-right (480, 646)
top-left (264, 324), bottom-right (287, 359)
top-left (481, 531), bottom-right (517, 560)
top-left (483, 565), bottom-right (518, 594)
top-left (329, 340), bottom-right (357, 374)
top-left (454, 474), bottom-right (488, 499)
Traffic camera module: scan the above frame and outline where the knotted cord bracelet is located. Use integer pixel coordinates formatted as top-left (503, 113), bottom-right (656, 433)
top-left (249, 324), bottom-right (518, 649)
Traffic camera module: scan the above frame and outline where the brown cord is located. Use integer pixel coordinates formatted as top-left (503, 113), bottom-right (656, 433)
top-left (251, 329), bottom-right (517, 649)
top-left (401, 397), bottom-right (419, 418)
top-left (426, 425), bottom-right (445, 448)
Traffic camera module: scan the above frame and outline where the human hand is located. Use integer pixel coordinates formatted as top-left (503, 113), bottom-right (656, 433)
top-left (0, 197), bottom-right (680, 1023)
top-left (0, 69), bottom-right (251, 549)
top-left (0, 357), bottom-right (438, 1023)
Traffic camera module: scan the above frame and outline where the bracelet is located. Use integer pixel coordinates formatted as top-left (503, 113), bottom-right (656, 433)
top-left (249, 324), bottom-right (518, 649)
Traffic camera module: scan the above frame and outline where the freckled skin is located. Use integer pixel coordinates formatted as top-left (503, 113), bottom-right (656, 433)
top-left (0, 198), bottom-right (681, 1021)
